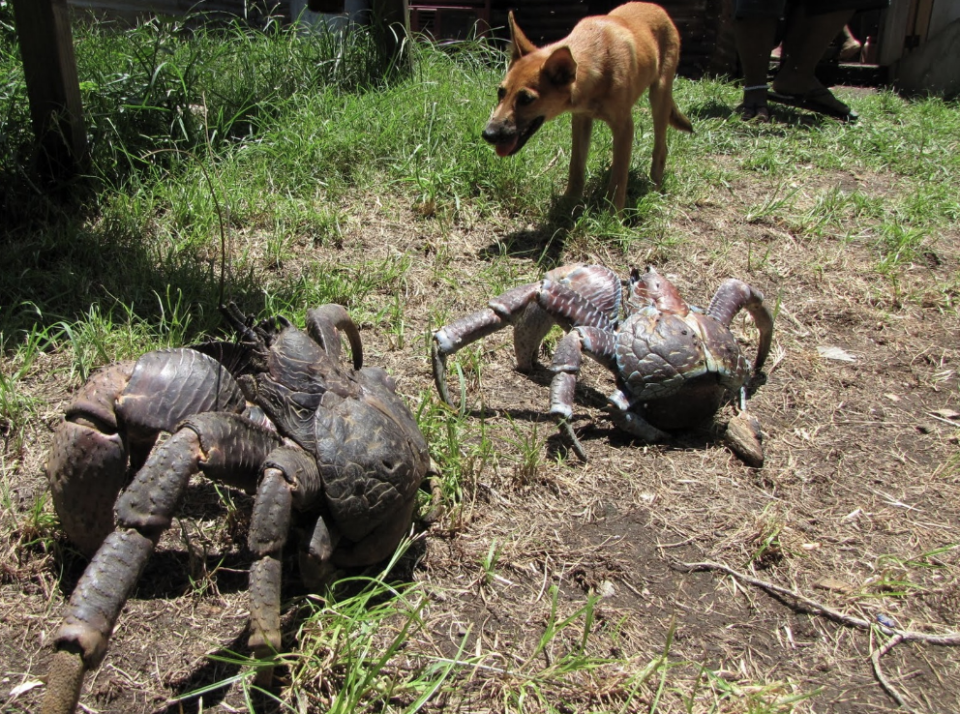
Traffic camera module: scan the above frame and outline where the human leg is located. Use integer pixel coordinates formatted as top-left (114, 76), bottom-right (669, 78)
top-left (732, 0), bottom-right (785, 121)
top-left (770, 4), bottom-right (857, 120)
top-left (733, 16), bottom-right (778, 121)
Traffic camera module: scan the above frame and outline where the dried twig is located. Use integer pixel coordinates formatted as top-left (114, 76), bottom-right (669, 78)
top-left (676, 560), bottom-right (960, 646)
top-left (678, 560), bottom-right (960, 709)
top-left (871, 631), bottom-right (911, 711)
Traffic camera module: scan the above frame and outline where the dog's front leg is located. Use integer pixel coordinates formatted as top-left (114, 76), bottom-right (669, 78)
top-left (606, 115), bottom-right (634, 212)
top-left (564, 115), bottom-right (593, 203)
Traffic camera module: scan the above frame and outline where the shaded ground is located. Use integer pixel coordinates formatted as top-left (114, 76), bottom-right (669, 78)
top-left (2, 159), bottom-right (959, 713)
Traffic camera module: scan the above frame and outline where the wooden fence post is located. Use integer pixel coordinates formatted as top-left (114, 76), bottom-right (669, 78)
top-left (11, 0), bottom-right (87, 181)
top-left (372, 0), bottom-right (411, 72)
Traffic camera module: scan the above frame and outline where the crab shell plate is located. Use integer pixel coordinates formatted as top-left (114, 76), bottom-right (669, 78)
top-left (314, 367), bottom-right (430, 549)
top-left (615, 307), bottom-right (749, 431)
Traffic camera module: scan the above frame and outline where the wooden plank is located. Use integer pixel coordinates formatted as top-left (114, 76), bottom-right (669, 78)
top-left (878, 0), bottom-right (914, 66)
top-left (914, 0), bottom-right (934, 44)
top-left (12, 0), bottom-right (87, 179)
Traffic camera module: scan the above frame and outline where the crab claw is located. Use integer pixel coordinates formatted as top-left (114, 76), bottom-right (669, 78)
top-left (706, 279), bottom-right (774, 377)
top-left (431, 339), bottom-right (455, 408)
top-left (40, 650), bottom-right (86, 714)
top-left (723, 411), bottom-right (764, 467)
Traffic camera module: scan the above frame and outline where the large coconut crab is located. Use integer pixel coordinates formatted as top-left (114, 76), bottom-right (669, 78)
top-left (41, 304), bottom-right (433, 714)
top-left (431, 264), bottom-right (774, 464)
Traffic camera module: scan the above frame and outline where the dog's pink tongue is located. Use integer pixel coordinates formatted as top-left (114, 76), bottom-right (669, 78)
top-left (495, 139), bottom-right (517, 157)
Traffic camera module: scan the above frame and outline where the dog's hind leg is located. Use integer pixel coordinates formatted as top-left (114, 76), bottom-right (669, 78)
top-left (650, 73), bottom-right (693, 188)
top-left (565, 114), bottom-right (594, 203)
top-left (648, 81), bottom-right (673, 188)
top-left (606, 114), bottom-right (634, 211)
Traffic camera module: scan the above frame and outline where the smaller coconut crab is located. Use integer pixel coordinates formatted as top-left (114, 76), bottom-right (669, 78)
top-left (42, 304), bottom-right (433, 714)
top-left (431, 264), bottom-right (774, 465)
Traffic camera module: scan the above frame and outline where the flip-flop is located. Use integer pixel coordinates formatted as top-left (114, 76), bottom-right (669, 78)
top-left (768, 87), bottom-right (858, 122)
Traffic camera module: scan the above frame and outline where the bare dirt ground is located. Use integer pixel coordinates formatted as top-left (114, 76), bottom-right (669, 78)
top-left (2, 164), bottom-right (959, 713)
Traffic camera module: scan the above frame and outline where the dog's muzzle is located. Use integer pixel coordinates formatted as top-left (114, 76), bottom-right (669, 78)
top-left (482, 117), bottom-right (545, 158)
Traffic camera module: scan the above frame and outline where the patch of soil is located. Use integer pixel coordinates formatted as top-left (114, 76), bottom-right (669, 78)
top-left (3, 168), bottom-right (959, 713)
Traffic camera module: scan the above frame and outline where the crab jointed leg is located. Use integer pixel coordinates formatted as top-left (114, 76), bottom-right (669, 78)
top-left (432, 264), bottom-right (622, 408)
top-left (549, 326), bottom-right (668, 459)
top-left (707, 278), bottom-right (774, 375)
top-left (46, 349), bottom-right (248, 557)
top-left (246, 445), bottom-right (326, 683)
top-left (43, 412), bottom-right (284, 714)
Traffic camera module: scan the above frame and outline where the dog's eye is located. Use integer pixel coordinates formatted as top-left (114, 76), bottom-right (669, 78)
top-left (497, 87), bottom-right (506, 101)
top-left (517, 91), bottom-right (536, 106)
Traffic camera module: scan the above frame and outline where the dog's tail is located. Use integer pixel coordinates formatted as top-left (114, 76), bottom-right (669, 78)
top-left (670, 103), bottom-right (693, 134)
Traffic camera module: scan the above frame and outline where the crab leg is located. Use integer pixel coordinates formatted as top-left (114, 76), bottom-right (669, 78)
top-left (549, 325), bottom-right (672, 460)
top-left (42, 414), bottom-right (282, 714)
top-left (432, 307), bottom-right (508, 407)
top-left (547, 327), bottom-right (619, 460)
top-left (306, 304), bottom-right (364, 370)
top-left (46, 349), bottom-right (248, 557)
top-left (246, 446), bottom-right (325, 684)
top-left (433, 277), bottom-right (556, 405)
top-left (45, 362), bottom-right (135, 558)
top-left (707, 279), bottom-right (774, 375)
top-left (433, 264), bottom-right (622, 409)
top-left (604, 387), bottom-right (672, 444)
top-left (547, 331), bottom-right (588, 460)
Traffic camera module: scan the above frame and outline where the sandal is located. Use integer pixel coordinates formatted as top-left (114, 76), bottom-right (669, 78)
top-left (737, 84), bottom-right (771, 123)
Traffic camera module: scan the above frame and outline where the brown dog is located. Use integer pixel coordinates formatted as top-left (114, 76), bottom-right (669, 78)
top-left (482, 2), bottom-right (693, 212)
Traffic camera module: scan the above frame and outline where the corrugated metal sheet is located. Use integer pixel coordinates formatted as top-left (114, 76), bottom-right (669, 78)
top-left (495, 0), bottom-right (736, 77)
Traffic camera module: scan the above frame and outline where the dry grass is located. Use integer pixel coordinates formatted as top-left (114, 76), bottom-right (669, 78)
top-left (7, 178), bottom-right (959, 712)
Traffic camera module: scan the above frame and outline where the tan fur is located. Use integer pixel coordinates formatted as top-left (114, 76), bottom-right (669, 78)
top-left (482, 2), bottom-right (693, 212)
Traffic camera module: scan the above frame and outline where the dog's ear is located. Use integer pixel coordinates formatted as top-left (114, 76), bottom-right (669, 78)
top-left (508, 11), bottom-right (538, 61)
top-left (543, 46), bottom-right (577, 86)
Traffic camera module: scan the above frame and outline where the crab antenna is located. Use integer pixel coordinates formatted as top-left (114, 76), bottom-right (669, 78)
top-left (220, 302), bottom-right (267, 346)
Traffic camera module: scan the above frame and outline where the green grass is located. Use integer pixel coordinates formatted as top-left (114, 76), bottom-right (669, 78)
top-left (2, 7), bottom-right (959, 713)
top-left (4, 16), bottom-right (958, 337)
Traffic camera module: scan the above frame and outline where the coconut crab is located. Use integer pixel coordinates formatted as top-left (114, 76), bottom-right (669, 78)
top-left (41, 303), bottom-right (433, 714)
top-left (431, 264), bottom-right (773, 464)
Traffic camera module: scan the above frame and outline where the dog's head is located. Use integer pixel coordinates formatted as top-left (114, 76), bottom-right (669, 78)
top-left (482, 12), bottom-right (578, 158)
